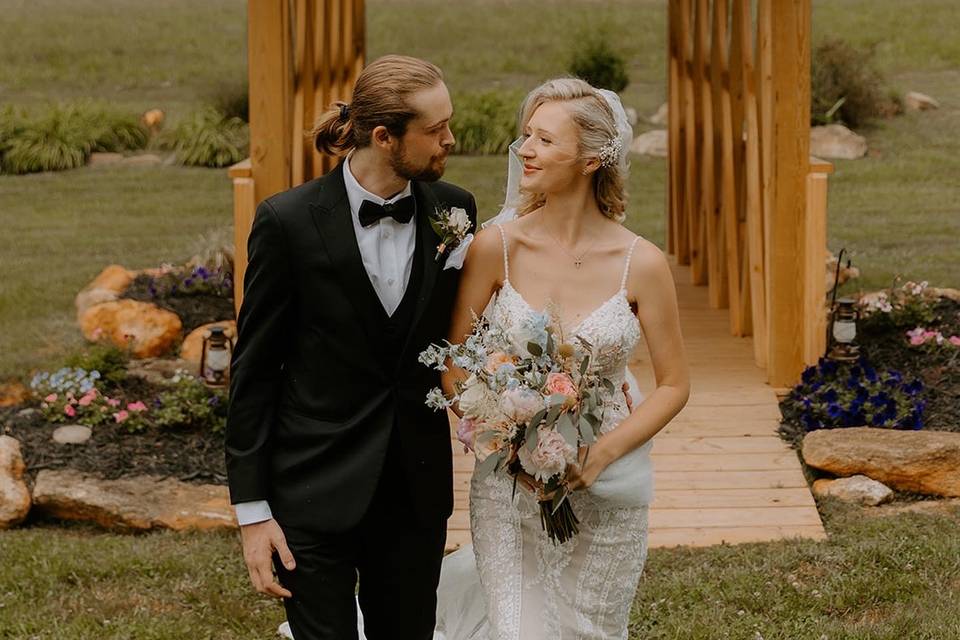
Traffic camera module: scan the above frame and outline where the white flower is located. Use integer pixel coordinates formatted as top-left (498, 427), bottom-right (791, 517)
top-left (425, 387), bottom-right (453, 411)
top-left (418, 344), bottom-right (448, 371)
top-left (448, 207), bottom-right (470, 235)
top-left (499, 388), bottom-right (544, 423)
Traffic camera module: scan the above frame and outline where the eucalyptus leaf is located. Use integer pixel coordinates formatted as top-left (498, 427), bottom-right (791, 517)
top-left (579, 415), bottom-right (596, 444)
top-left (545, 404), bottom-right (563, 427)
top-left (527, 341), bottom-right (543, 357)
top-left (557, 412), bottom-right (578, 448)
top-left (474, 452), bottom-right (500, 481)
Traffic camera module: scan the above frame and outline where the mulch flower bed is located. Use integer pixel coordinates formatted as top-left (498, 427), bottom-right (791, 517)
top-left (1, 402), bottom-right (226, 486)
top-left (124, 272), bottom-right (235, 334)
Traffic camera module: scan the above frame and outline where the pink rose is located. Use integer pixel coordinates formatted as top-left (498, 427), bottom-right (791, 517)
top-left (44, 393), bottom-right (58, 403)
top-left (517, 427), bottom-right (577, 482)
top-left (78, 394), bottom-right (95, 407)
top-left (64, 405), bottom-right (76, 417)
top-left (456, 416), bottom-right (478, 453)
top-left (545, 372), bottom-right (578, 408)
top-left (107, 398), bottom-right (120, 407)
top-left (485, 352), bottom-right (515, 374)
top-left (113, 410), bottom-right (129, 423)
top-left (950, 336), bottom-right (960, 347)
top-left (127, 401), bottom-right (147, 412)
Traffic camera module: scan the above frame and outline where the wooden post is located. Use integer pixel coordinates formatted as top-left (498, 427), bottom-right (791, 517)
top-left (229, 159), bottom-right (255, 317)
top-left (804, 157), bottom-right (833, 365)
top-left (765, 0), bottom-right (811, 387)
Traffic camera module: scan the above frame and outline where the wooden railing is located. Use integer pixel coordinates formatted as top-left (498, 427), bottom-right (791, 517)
top-left (668, 0), bottom-right (831, 386)
top-left (232, 0), bottom-right (365, 315)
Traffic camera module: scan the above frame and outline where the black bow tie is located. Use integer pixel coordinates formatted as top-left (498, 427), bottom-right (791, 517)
top-left (358, 196), bottom-right (415, 228)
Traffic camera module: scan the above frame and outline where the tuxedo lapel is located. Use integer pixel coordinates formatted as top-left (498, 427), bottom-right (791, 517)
top-left (400, 181), bottom-right (444, 359)
top-left (308, 163), bottom-right (388, 355)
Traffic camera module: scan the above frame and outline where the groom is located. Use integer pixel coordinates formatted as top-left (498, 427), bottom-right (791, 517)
top-left (225, 55), bottom-right (476, 639)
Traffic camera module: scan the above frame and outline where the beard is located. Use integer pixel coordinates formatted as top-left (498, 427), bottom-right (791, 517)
top-left (390, 142), bottom-right (448, 182)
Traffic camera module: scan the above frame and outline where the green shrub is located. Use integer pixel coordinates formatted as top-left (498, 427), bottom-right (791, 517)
top-left (569, 35), bottom-right (629, 93)
top-left (157, 106), bottom-right (248, 168)
top-left (152, 371), bottom-right (228, 433)
top-left (0, 101), bottom-right (149, 174)
top-left (209, 78), bottom-right (249, 122)
top-left (812, 38), bottom-right (901, 128)
top-left (451, 91), bottom-right (521, 155)
top-left (64, 342), bottom-right (130, 388)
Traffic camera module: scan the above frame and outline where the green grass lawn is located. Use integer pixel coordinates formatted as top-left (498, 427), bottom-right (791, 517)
top-left (1, 0), bottom-right (958, 380)
top-left (2, 502), bottom-right (958, 638)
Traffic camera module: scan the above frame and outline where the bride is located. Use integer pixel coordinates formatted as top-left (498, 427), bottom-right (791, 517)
top-left (437, 78), bottom-right (690, 639)
top-left (279, 78), bottom-right (688, 640)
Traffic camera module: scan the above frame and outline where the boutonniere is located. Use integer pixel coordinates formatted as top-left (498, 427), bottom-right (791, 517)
top-left (429, 205), bottom-right (473, 262)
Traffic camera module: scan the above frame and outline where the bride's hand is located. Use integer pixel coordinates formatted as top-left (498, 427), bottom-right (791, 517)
top-left (622, 382), bottom-right (634, 413)
top-left (566, 446), bottom-right (609, 491)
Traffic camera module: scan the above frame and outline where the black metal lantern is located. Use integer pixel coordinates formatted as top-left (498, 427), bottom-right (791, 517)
top-left (828, 297), bottom-right (860, 362)
top-left (200, 326), bottom-right (233, 386)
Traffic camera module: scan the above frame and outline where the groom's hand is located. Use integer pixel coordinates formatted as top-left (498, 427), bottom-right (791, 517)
top-left (240, 518), bottom-right (296, 598)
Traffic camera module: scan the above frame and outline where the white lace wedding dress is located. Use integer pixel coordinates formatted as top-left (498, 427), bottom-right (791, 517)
top-left (279, 224), bottom-right (654, 640)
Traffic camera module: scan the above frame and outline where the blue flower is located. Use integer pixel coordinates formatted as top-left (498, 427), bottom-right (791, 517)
top-left (869, 392), bottom-right (890, 407)
top-left (849, 365), bottom-right (862, 379)
top-left (822, 389), bottom-right (839, 404)
top-left (864, 366), bottom-right (878, 383)
top-left (904, 379), bottom-right (923, 396)
top-left (801, 366), bottom-right (817, 384)
top-left (827, 403), bottom-right (843, 419)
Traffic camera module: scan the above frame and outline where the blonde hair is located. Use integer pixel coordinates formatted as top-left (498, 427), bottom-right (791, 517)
top-left (516, 78), bottom-right (627, 222)
top-left (312, 55), bottom-right (444, 156)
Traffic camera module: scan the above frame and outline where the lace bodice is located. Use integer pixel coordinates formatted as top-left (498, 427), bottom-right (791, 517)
top-left (486, 224), bottom-right (643, 434)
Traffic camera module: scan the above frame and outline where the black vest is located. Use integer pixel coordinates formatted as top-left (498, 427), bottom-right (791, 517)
top-left (372, 214), bottom-right (424, 368)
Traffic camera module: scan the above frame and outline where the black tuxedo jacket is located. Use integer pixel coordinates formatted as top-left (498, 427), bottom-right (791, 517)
top-left (225, 162), bottom-right (477, 533)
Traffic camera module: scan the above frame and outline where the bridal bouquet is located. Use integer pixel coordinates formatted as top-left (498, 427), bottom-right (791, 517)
top-left (420, 310), bottom-right (615, 544)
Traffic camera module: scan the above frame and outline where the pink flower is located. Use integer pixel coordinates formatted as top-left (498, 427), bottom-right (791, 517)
top-left (499, 388), bottom-right (543, 423)
top-left (517, 427), bottom-right (577, 482)
top-left (127, 401), bottom-right (147, 412)
top-left (545, 372), bottom-right (578, 406)
top-left (950, 336), bottom-right (960, 347)
top-left (78, 393), bottom-right (95, 407)
top-left (106, 398), bottom-right (120, 407)
top-left (456, 416), bottom-right (478, 453)
top-left (64, 405), bottom-right (76, 417)
top-left (113, 410), bottom-right (129, 423)
top-left (44, 393), bottom-right (58, 403)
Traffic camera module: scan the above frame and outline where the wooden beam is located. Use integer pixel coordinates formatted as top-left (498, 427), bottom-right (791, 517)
top-left (765, 0), bottom-right (812, 386)
top-left (803, 157), bottom-right (832, 365)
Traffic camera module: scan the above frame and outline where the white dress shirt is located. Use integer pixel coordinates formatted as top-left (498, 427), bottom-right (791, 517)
top-left (234, 154), bottom-right (417, 527)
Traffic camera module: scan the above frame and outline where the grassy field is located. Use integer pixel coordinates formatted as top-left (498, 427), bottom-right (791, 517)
top-left (1, 1), bottom-right (957, 380)
top-left (1, 501), bottom-right (959, 638)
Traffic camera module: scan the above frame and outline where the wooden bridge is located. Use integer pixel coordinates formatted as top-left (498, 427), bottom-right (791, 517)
top-left (231, 0), bottom-right (831, 550)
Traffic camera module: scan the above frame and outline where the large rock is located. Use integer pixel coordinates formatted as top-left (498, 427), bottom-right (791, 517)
top-left (31, 470), bottom-right (236, 532)
top-left (0, 436), bottom-right (31, 529)
top-left (649, 102), bottom-right (669, 125)
top-left (0, 381), bottom-right (29, 408)
top-left (812, 475), bottom-right (893, 506)
top-left (79, 299), bottom-right (182, 358)
top-left (52, 425), bottom-right (93, 445)
top-left (803, 428), bottom-right (960, 497)
top-left (631, 129), bottom-right (668, 157)
top-left (904, 91), bottom-right (940, 112)
top-left (75, 265), bottom-right (137, 320)
top-left (810, 124), bottom-right (867, 160)
top-left (180, 321), bottom-right (237, 367)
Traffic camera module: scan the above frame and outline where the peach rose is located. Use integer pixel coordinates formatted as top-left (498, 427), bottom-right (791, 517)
top-left (484, 351), bottom-right (515, 374)
top-left (545, 372), bottom-right (578, 408)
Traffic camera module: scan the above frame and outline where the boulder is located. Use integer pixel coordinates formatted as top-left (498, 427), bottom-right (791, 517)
top-left (904, 91), bottom-right (940, 112)
top-left (88, 152), bottom-right (124, 167)
top-left (31, 470), bottom-right (236, 532)
top-left (52, 425), bottom-right (93, 445)
top-left (75, 264), bottom-right (137, 319)
top-left (79, 299), bottom-right (182, 358)
top-left (810, 124), bottom-right (867, 160)
top-left (180, 321), bottom-right (237, 367)
top-left (121, 153), bottom-right (163, 167)
top-left (812, 475), bottom-right (893, 506)
top-left (803, 428), bottom-right (960, 497)
top-left (0, 381), bottom-right (29, 408)
top-left (0, 436), bottom-right (31, 529)
top-left (649, 102), bottom-right (669, 125)
top-left (141, 108), bottom-right (165, 131)
top-left (631, 129), bottom-right (668, 157)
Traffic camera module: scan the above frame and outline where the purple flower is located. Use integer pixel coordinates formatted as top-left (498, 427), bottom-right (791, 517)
top-left (827, 403), bottom-right (843, 419)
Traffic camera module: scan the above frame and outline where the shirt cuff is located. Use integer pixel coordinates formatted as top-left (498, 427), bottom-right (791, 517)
top-left (234, 500), bottom-right (273, 526)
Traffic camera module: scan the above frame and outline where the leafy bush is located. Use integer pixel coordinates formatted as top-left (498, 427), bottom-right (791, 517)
top-left (811, 38), bottom-right (901, 128)
top-left (0, 101), bottom-right (149, 174)
top-left (451, 91), bottom-right (521, 155)
top-left (157, 106), bottom-right (248, 168)
top-left (209, 78), bottom-right (249, 122)
top-left (569, 34), bottom-right (629, 93)
top-left (780, 356), bottom-right (925, 441)
top-left (64, 343), bottom-right (130, 388)
top-left (152, 371), bottom-right (228, 433)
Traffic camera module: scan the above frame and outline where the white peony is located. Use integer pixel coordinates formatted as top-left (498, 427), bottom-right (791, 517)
top-left (499, 387), bottom-right (544, 423)
top-left (458, 375), bottom-right (499, 418)
top-left (517, 426), bottom-right (577, 483)
top-left (448, 207), bottom-right (471, 235)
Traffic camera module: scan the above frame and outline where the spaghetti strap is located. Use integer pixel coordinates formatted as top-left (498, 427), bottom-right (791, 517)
top-left (492, 223), bottom-right (510, 282)
top-left (619, 236), bottom-right (642, 290)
